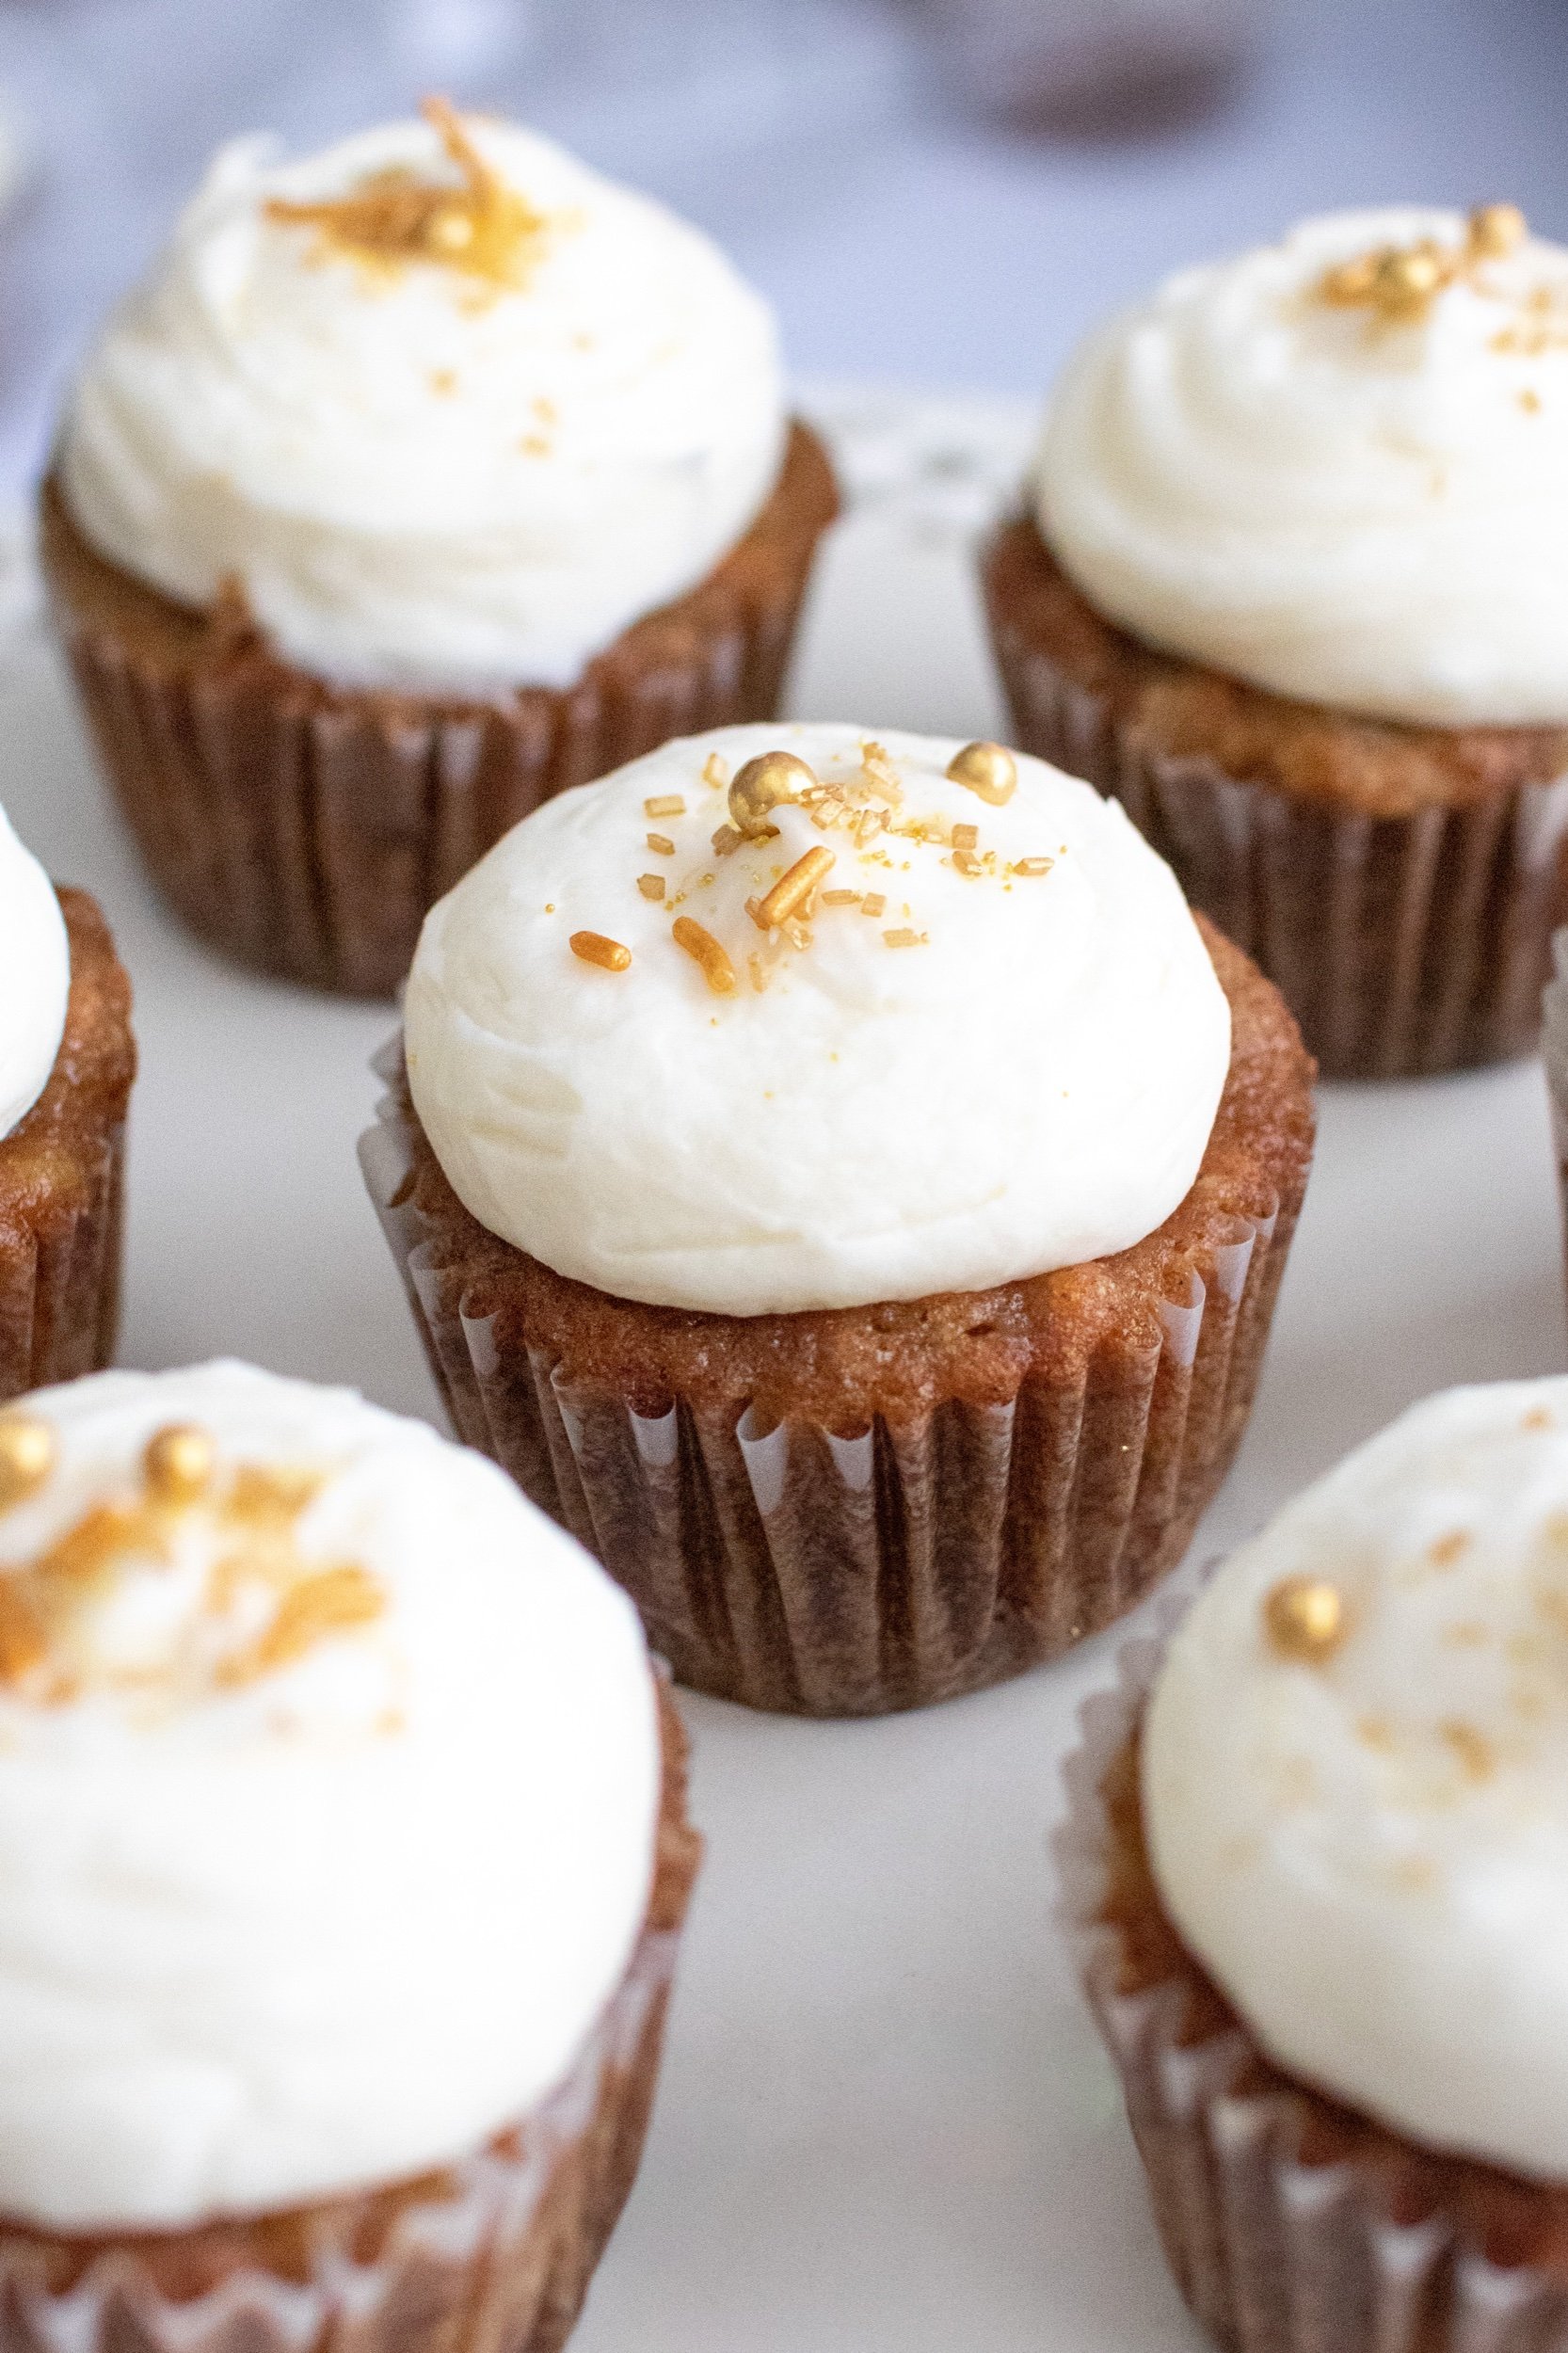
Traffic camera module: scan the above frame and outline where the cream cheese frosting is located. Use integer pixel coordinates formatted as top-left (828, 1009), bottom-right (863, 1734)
top-left (0, 1360), bottom-right (660, 2229)
top-left (1144, 1376), bottom-right (1568, 2180)
top-left (57, 110), bottom-right (785, 694)
top-left (1037, 206), bottom-right (1568, 727)
top-left (0, 804), bottom-right (69, 1142)
top-left (403, 722), bottom-right (1232, 1317)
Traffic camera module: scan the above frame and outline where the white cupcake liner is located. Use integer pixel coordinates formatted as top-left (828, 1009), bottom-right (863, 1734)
top-left (994, 618), bottom-right (1568, 1082)
top-left (1058, 1611), bottom-right (1568, 2350)
top-left (360, 1042), bottom-right (1299, 1716)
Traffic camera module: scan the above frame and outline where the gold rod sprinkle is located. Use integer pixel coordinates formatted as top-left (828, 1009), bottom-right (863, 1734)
top-left (754, 845), bottom-right (835, 930)
top-left (672, 917), bottom-right (737, 995)
top-left (570, 931), bottom-right (632, 972)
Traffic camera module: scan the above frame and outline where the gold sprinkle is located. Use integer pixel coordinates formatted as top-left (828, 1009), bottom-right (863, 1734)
top-left (1011, 856), bottom-right (1054, 877)
top-left (144, 1425), bottom-right (216, 1505)
top-left (0, 1418), bottom-right (55, 1513)
top-left (821, 888), bottom-right (861, 906)
top-left (1429, 1529), bottom-right (1471, 1568)
top-left (747, 952), bottom-right (769, 994)
top-left (952, 850), bottom-right (983, 877)
top-left (701, 753), bottom-right (729, 791)
top-left (570, 931), bottom-right (632, 972)
top-left (220, 1565), bottom-right (387, 1687)
top-left (1440, 1720), bottom-right (1496, 1782)
top-left (754, 845), bottom-right (835, 930)
top-left (1524, 1406), bottom-right (1553, 1430)
top-left (264, 97), bottom-right (552, 293)
top-left (948, 741), bottom-right (1017, 806)
top-left (1470, 200), bottom-right (1527, 258)
top-left (951, 823), bottom-right (979, 853)
top-left (0, 1584), bottom-right (44, 1687)
top-left (637, 873), bottom-right (666, 903)
top-left (1521, 388), bottom-right (1543, 413)
top-left (883, 928), bottom-right (925, 949)
top-left (1264, 1577), bottom-right (1346, 1663)
top-left (673, 917), bottom-right (736, 995)
top-left (712, 824), bottom-right (742, 857)
top-left (729, 751), bottom-right (816, 840)
top-left (646, 832), bottom-right (675, 856)
top-left (644, 794), bottom-right (686, 821)
top-left (860, 893), bottom-right (887, 919)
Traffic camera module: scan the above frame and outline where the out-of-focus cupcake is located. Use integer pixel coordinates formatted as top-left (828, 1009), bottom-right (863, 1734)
top-left (42, 101), bottom-right (838, 997)
top-left (986, 204), bottom-right (1568, 1080)
top-left (0, 1358), bottom-right (697, 2352)
top-left (1061, 1376), bottom-right (1568, 2351)
top-left (360, 721), bottom-right (1314, 1716)
top-left (0, 806), bottom-right (134, 1401)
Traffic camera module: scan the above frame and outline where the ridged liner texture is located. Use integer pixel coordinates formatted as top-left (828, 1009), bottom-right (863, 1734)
top-left (984, 520), bottom-right (1568, 1082)
top-left (0, 890), bottom-right (134, 1404)
top-left (0, 1680), bottom-right (700, 2353)
top-left (1058, 1616), bottom-right (1568, 2353)
top-left (358, 946), bottom-right (1312, 1716)
top-left (39, 424), bottom-right (840, 999)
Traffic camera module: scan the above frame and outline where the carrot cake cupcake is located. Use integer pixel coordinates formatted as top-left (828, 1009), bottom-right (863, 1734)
top-left (0, 805), bottom-right (133, 1401)
top-left (0, 1358), bottom-right (696, 2351)
top-left (361, 721), bottom-right (1315, 1715)
top-left (42, 102), bottom-right (838, 996)
top-left (986, 204), bottom-right (1568, 1078)
top-left (1062, 1376), bottom-right (1568, 2351)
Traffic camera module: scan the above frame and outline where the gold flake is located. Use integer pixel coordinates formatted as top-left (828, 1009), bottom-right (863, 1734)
top-left (701, 753), bottom-right (729, 791)
top-left (821, 888), bottom-right (861, 906)
top-left (646, 832), bottom-right (675, 856)
top-left (644, 794), bottom-right (686, 820)
top-left (860, 893), bottom-right (887, 919)
top-left (951, 823), bottom-right (979, 853)
top-left (637, 873), bottom-right (666, 902)
top-left (883, 928), bottom-right (926, 949)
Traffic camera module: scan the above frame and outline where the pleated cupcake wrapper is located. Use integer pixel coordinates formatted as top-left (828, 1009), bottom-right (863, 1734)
top-left (994, 632), bottom-right (1568, 1081)
top-left (53, 597), bottom-right (808, 1004)
top-left (0, 1118), bottom-right (125, 1403)
top-left (0, 1912), bottom-right (680, 2353)
top-left (44, 428), bottom-right (833, 1000)
top-left (1057, 1616), bottom-right (1568, 2352)
top-left (1543, 935), bottom-right (1568, 1287)
top-left (361, 1048), bottom-right (1288, 1716)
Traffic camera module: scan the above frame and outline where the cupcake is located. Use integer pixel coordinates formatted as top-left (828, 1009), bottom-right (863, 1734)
top-left (42, 101), bottom-right (838, 997)
top-left (360, 722), bottom-right (1315, 1716)
top-left (1060, 1376), bottom-right (1568, 2351)
top-left (985, 203), bottom-right (1568, 1080)
top-left (0, 806), bottom-right (134, 1402)
top-left (0, 1358), bottom-right (697, 2351)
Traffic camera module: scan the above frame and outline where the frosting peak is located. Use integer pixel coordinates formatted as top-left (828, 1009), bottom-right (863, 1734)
top-left (403, 722), bottom-right (1231, 1317)
top-left (58, 113), bottom-right (786, 694)
top-left (0, 805), bottom-right (68, 1142)
top-left (1144, 1377), bottom-right (1568, 2179)
top-left (0, 1362), bottom-right (660, 2229)
top-left (1036, 205), bottom-right (1568, 727)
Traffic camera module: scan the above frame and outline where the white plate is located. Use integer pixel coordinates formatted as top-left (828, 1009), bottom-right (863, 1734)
top-left (5, 392), bottom-right (1565, 2353)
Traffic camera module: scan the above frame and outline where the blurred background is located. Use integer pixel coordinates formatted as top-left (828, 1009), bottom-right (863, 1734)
top-left (0, 0), bottom-right (1553, 504)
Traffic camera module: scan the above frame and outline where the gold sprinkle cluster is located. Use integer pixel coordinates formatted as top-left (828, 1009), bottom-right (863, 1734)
top-left (1318, 201), bottom-right (1526, 322)
top-left (265, 96), bottom-right (553, 293)
top-left (566, 739), bottom-right (1051, 996)
top-left (0, 1414), bottom-right (386, 1705)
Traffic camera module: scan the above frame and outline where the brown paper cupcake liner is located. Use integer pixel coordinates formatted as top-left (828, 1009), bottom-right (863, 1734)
top-left (991, 613), bottom-right (1568, 1082)
top-left (1544, 934), bottom-right (1568, 1287)
top-left (40, 423), bottom-right (840, 999)
top-left (1058, 1614), bottom-right (1568, 2352)
top-left (0, 889), bottom-right (134, 1404)
top-left (0, 1678), bottom-right (699, 2353)
top-left (360, 1034), bottom-right (1301, 1716)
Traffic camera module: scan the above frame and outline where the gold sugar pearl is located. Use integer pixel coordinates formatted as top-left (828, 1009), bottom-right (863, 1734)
top-left (1470, 201), bottom-right (1527, 259)
top-left (145, 1423), bottom-right (217, 1504)
top-left (728, 751), bottom-right (817, 840)
top-left (1263, 1576), bottom-right (1346, 1664)
top-left (947, 741), bottom-right (1017, 806)
top-left (0, 1417), bottom-right (55, 1512)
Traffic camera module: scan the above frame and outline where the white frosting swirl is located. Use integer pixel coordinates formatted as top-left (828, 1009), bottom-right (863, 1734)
top-left (57, 115), bottom-right (785, 693)
top-left (0, 804), bottom-right (68, 1142)
top-left (1037, 208), bottom-right (1568, 726)
top-left (0, 1361), bottom-right (659, 2229)
top-left (404, 723), bottom-right (1231, 1317)
top-left (1144, 1376), bottom-right (1568, 2180)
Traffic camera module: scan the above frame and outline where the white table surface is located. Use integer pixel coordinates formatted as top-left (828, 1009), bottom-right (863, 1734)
top-left (5, 391), bottom-right (1565, 2352)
